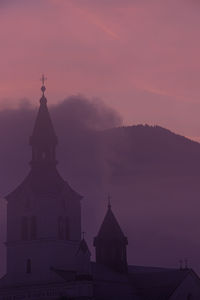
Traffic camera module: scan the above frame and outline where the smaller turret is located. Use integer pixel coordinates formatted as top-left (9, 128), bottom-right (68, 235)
top-left (76, 237), bottom-right (91, 279)
top-left (93, 198), bottom-right (128, 273)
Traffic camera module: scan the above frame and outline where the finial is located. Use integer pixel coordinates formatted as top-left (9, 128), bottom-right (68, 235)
top-left (108, 194), bottom-right (111, 209)
top-left (40, 74), bottom-right (47, 96)
top-left (40, 74), bottom-right (47, 104)
top-left (82, 231), bottom-right (85, 240)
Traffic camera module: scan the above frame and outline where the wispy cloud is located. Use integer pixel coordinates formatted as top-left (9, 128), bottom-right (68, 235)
top-left (69, 1), bottom-right (120, 40)
top-left (86, 15), bottom-right (120, 40)
top-left (50, 0), bottom-right (120, 40)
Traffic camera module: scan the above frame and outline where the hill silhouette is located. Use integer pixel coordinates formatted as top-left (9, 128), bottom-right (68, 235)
top-left (57, 124), bottom-right (200, 274)
top-left (98, 125), bottom-right (200, 179)
top-left (1, 99), bottom-right (200, 276)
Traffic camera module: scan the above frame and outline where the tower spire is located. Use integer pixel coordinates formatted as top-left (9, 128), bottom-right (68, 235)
top-left (29, 75), bottom-right (58, 167)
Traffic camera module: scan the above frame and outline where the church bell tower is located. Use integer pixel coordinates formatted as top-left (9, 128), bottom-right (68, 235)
top-left (5, 77), bottom-right (82, 284)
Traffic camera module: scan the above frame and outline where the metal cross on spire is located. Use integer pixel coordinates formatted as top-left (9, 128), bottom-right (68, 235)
top-left (41, 74), bottom-right (47, 86)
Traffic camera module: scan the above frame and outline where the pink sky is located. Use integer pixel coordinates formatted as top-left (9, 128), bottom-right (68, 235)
top-left (1, 0), bottom-right (200, 140)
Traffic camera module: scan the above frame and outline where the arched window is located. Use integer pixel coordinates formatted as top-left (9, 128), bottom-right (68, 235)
top-left (58, 216), bottom-right (64, 239)
top-left (26, 259), bottom-right (31, 274)
top-left (65, 217), bottom-right (70, 240)
top-left (30, 216), bottom-right (37, 240)
top-left (21, 216), bottom-right (28, 240)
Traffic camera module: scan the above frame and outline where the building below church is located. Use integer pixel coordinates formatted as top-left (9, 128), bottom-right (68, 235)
top-left (0, 81), bottom-right (200, 300)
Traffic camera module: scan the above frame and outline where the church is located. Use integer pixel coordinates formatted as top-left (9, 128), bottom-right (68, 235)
top-left (0, 80), bottom-right (200, 300)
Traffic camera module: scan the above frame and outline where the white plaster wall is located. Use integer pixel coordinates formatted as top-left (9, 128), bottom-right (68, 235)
top-left (6, 240), bottom-right (80, 283)
top-left (6, 191), bottom-right (81, 284)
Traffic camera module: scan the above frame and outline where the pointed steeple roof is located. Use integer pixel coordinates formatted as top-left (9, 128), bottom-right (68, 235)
top-left (76, 238), bottom-right (91, 256)
top-left (96, 203), bottom-right (127, 241)
top-left (30, 78), bottom-right (57, 147)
